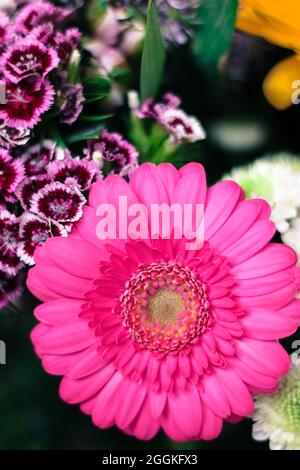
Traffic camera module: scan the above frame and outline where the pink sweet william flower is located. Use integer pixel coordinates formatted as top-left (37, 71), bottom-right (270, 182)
top-left (0, 119), bottom-right (30, 149)
top-left (15, 1), bottom-right (72, 34)
top-left (0, 271), bottom-right (23, 310)
top-left (85, 130), bottom-right (139, 174)
top-left (54, 28), bottom-right (81, 63)
top-left (18, 212), bottom-right (67, 266)
top-left (28, 163), bottom-right (300, 442)
top-left (0, 79), bottom-right (55, 129)
top-left (0, 149), bottom-right (25, 202)
top-left (47, 158), bottom-right (99, 191)
top-left (0, 210), bottom-right (22, 275)
top-left (0, 12), bottom-right (10, 55)
top-left (21, 140), bottom-right (55, 177)
top-left (30, 181), bottom-right (86, 224)
top-left (0, 39), bottom-right (59, 84)
top-left (15, 175), bottom-right (52, 210)
top-left (59, 83), bottom-right (84, 126)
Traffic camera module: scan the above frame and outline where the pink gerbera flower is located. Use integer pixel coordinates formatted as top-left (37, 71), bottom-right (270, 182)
top-left (0, 79), bottom-right (55, 129)
top-left (28, 163), bottom-right (300, 442)
top-left (0, 39), bottom-right (59, 84)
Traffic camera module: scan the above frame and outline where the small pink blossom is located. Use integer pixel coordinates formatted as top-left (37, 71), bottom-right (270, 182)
top-left (0, 39), bottom-right (59, 84)
top-left (0, 210), bottom-right (22, 275)
top-left (21, 140), bottom-right (55, 177)
top-left (0, 119), bottom-right (30, 148)
top-left (18, 212), bottom-right (67, 265)
top-left (136, 93), bottom-right (206, 144)
top-left (59, 83), bottom-right (84, 126)
top-left (54, 28), bottom-right (81, 63)
top-left (48, 157), bottom-right (100, 191)
top-left (30, 181), bottom-right (86, 224)
top-left (15, 1), bottom-right (72, 34)
top-left (0, 149), bottom-right (25, 202)
top-left (0, 271), bottom-right (22, 310)
top-left (0, 79), bottom-right (55, 129)
top-left (135, 93), bottom-right (180, 119)
top-left (0, 12), bottom-right (10, 55)
top-left (85, 130), bottom-right (139, 174)
top-left (15, 175), bottom-right (51, 210)
top-left (158, 108), bottom-right (206, 144)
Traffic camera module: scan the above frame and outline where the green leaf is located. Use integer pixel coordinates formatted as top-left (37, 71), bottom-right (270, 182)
top-left (65, 123), bottom-right (104, 144)
top-left (79, 114), bottom-right (112, 122)
top-left (83, 74), bottom-right (111, 103)
top-left (192, 0), bottom-right (238, 74)
top-left (140, 0), bottom-right (166, 101)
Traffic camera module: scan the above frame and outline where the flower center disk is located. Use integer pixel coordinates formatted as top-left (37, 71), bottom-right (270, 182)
top-left (120, 262), bottom-right (212, 353)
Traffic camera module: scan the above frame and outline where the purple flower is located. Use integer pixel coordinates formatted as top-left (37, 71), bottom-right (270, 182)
top-left (54, 28), bottom-right (81, 64)
top-left (0, 149), bottom-right (25, 202)
top-left (47, 157), bottom-right (100, 191)
top-left (18, 212), bottom-right (67, 265)
top-left (0, 79), bottom-right (55, 129)
top-left (0, 271), bottom-right (23, 310)
top-left (59, 83), bottom-right (84, 126)
top-left (30, 181), bottom-right (86, 224)
top-left (158, 108), bottom-right (206, 144)
top-left (0, 12), bottom-right (10, 56)
top-left (0, 38), bottom-right (59, 84)
top-left (21, 140), bottom-right (55, 177)
top-left (0, 119), bottom-right (30, 149)
top-left (15, 175), bottom-right (52, 210)
top-left (136, 93), bottom-right (206, 144)
top-left (15, 1), bottom-right (72, 34)
top-left (135, 93), bottom-right (180, 119)
top-left (85, 130), bottom-right (139, 174)
top-left (0, 210), bottom-right (22, 276)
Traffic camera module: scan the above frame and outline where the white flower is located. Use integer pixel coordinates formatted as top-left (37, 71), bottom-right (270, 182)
top-left (252, 359), bottom-right (300, 450)
top-left (225, 153), bottom-right (300, 234)
top-left (158, 108), bottom-right (206, 144)
top-left (282, 218), bottom-right (300, 256)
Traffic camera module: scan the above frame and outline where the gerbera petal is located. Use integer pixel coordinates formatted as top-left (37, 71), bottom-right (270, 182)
top-left (60, 363), bottom-right (115, 404)
top-left (168, 385), bottom-right (202, 438)
top-left (221, 221), bottom-right (276, 264)
top-left (204, 180), bottom-right (243, 239)
top-left (34, 298), bottom-right (82, 325)
top-left (31, 321), bottom-right (97, 355)
top-left (231, 243), bottom-right (297, 279)
top-left (236, 339), bottom-right (291, 378)
top-left (215, 368), bottom-right (254, 417)
top-left (242, 308), bottom-right (297, 339)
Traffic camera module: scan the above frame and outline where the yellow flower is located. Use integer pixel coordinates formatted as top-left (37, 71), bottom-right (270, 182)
top-left (237, 0), bottom-right (300, 109)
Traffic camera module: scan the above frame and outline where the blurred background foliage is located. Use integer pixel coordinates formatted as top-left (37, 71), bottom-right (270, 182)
top-left (1, 0), bottom-right (300, 450)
